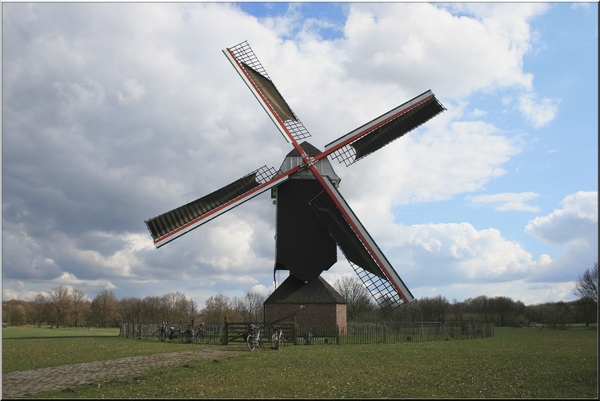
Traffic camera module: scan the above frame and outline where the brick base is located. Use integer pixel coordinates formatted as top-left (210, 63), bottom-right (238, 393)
top-left (265, 303), bottom-right (347, 334)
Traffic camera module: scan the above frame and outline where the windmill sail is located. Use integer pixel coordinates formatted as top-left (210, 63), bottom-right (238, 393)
top-left (241, 62), bottom-right (297, 123)
top-left (323, 90), bottom-right (445, 166)
top-left (145, 166), bottom-right (290, 248)
top-left (309, 176), bottom-right (414, 306)
top-left (224, 41), bottom-right (311, 143)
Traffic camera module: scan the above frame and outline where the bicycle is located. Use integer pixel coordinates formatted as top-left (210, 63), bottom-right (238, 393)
top-left (246, 323), bottom-right (265, 351)
top-left (153, 322), bottom-right (167, 342)
top-left (153, 322), bottom-right (181, 342)
top-left (194, 323), bottom-right (211, 344)
top-left (271, 327), bottom-right (285, 348)
top-left (181, 321), bottom-right (196, 343)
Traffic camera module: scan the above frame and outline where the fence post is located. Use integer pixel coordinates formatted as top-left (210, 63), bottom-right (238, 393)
top-left (292, 314), bottom-right (297, 345)
top-left (223, 317), bottom-right (229, 345)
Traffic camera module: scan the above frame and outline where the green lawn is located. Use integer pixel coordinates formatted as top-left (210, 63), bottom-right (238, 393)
top-left (2, 324), bottom-right (119, 339)
top-left (2, 325), bottom-right (208, 373)
top-left (7, 326), bottom-right (596, 399)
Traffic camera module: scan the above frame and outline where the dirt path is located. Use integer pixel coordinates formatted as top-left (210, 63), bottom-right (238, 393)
top-left (2, 347), bottom-right (244, 398)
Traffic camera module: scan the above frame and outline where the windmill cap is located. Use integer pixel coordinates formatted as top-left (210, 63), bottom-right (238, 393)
top-left (279, 142), bottom-right (341, 186)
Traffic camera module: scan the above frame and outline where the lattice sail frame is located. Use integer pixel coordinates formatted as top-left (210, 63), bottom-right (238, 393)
top-left (326, 213), bottom-right (409, 310)
top-left (326, 90), bottom-right (446, 166)
top-left (145, 165), bottom-right (285, 248)
top-left (316, 176), bottom-right (414, 305)
top-left (349, 260), bottom-right (406, 311)
top-left (225, 41), bottom-right (311, 143)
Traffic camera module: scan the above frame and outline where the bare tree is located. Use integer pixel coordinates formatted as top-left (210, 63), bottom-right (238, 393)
top-left (142, 296), bottom-right (162, 322)
top-left (450, 299), bottom-right (465, 323)
top-left (70, 288), bottom-right (88, 327)
top-left (491, 296), bottom-right (514, 327)
top-left (246, 292), bottom-right (265, 322)
top-left (202, 294), bottom-right (232, 322)
top-left (334, 276), bottom-right (372, 321)
top-left (32, 294), bottom-right (47, 328)
top-left (188, 298), bottom-right (199, 319)
top-left (544, 301), bottom-right (572, 330)
top-left (573, 262), bottom-right (598, 303)
top-left (120, 297), bottom-right (141, 323)
top-left (50, 285), bottom-right (72, 328)
top-left (418, 296), bottom-right (449, 323)
top-left (10, 304), bottom-right (27, 326)
top-left (573, 297), bottom-right (597, 327)
top-left (161, 292), bottom-right (189, 322)
top-left (175, 292), bottom-right (192, 322)
top-left (469, 295), bottom-right (491, 323)
top-left (573, 262), bottom-right (598, 327)
top-left (91, 289), bottom-right (119, 328)
top-left (404, 299), bottom-right (422, 322)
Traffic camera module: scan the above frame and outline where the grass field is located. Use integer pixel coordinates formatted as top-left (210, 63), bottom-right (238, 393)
top-left (2, 324), bottom-right (119, 339)
top-left (2, 325), bottom-right (198, 373)
top-left (3, 325), bottom-right (597, 398)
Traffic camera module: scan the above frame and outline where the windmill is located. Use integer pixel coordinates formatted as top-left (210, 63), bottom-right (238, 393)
top-left (145, 41), bottom-right (445, 316)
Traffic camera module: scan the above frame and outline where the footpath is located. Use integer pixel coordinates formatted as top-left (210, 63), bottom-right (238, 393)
top-left (2, 347), bottom-right (242, 398)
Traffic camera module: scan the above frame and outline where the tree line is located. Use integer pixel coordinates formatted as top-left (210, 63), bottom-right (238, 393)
top-left (1, 286), bottom-right (266, 328)
top-left (3, 263), bottom-right (597, 329)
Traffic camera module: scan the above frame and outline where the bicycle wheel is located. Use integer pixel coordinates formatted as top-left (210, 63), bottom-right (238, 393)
top-left (182, 330), bottom-right (192, 343)
top-left (170, 330), bottom-right (181, 342)
top-left (154, 329), bottom-right (166, 342)
top-left (195, 328), bottom-right (210, 344)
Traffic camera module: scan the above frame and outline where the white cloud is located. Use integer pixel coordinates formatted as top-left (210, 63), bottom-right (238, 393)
top-left (341, 3), bottom-right (546, 98)
top-left (52, 272), bottom-right (116, 292)
top-left (470, 108), bottom-right (488, 118)
top-left (525, 191), bottom-right (598, 281)
top-left (384, 222), bottom-right (542, 287)
top-left (526, 191), bottom-right (598, 244)
top-left (3, 290), bottom-right (19, 301)
top-left (518, 92), bottom-right (560, 128)
top-left (469, 191), bottom-right (540, 212)
top-left (250, 284), bottom-right (272, 297)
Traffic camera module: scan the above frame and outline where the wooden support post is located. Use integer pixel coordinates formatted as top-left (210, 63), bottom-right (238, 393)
top-left (292, 313), bottom-right (297, 345)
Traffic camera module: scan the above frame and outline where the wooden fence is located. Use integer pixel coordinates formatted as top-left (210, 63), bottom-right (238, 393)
top-left (121, 320), bottom-right (493, 345)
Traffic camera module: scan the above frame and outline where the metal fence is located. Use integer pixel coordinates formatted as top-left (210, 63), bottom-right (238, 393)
top-left (120, 321), bottom-right (225, 344)
top-left (121, 320), bottom-right (493, 345)
top-left (295, 321), bottom-right (494, 345)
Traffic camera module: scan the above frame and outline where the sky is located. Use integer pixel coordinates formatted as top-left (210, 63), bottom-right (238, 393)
top-left (2, 2), bottom-right (598, 308)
